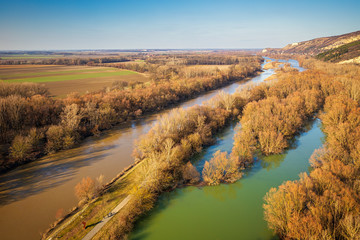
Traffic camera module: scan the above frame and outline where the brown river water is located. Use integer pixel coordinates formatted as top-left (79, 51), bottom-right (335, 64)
top-left (0, 58), bottom-right (300, 240)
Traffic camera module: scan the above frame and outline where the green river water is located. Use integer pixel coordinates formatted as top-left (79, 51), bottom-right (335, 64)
top-left (130, 119), bottom-right (324, 239)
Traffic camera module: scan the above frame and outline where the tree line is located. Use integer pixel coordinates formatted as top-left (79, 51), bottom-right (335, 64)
top-left (146, 54), bottom-right (252, 65)
top-left (0, 57), bottom-right (130, 65)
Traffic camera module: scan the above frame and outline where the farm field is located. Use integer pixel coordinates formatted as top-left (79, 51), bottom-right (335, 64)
top-left (0, 54), bottom-right (65, 59)
top-left (0, 65), bottom-right (148, 97)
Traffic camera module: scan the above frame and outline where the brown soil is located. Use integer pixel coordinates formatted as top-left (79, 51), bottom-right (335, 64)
top-left (0, 65), bottom-right (104, 76)
top-left (0, 65), bottom-right (149, 97)
top-left (43, 74), bottom-right (148, 97)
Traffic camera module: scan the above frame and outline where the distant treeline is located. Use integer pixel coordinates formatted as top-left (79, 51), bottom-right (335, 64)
top-left (0, 53), bottom-right (260, 67)
top-left (0, 57), bottom-right (130, 65)
top-left (146, 55), bottom-right (249, 65)
top-left (0, 55), bottom-right (262, 172)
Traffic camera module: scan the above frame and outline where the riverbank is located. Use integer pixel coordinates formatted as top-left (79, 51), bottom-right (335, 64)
top-left (42, 161), bottom-right (140, 239)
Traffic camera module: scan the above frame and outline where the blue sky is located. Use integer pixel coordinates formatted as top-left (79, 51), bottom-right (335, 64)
top-left (0, 0), bottom-right (359, 50)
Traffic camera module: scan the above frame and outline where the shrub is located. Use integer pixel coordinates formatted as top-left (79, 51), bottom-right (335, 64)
top-left (0, 82), bottom-right (49, 98)
top-left (203, 150), bottom-right (242, 185)
top-left (45, 125), bottom-right (66, 153)
top-left (9, 135), bottom-right (32, 162)
top-left (182, 162), bottom-right (200, 184)
top-left (258, 130), bottom-right (288, 155)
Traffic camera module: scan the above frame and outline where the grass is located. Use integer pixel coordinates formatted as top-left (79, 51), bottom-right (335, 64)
top-left (3, 70), bottom-right (137, 83)
top-left (56, 190), bottom-right (128, 239)
top-left (51, 164), bottom-right (141, 239)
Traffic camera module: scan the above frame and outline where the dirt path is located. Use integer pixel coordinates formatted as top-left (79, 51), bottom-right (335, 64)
top-left (81, 195), bottom-right (132, 240)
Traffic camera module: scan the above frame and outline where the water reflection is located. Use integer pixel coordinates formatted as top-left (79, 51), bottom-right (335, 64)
top-left (260, 154), bottom-right (286, 170)
top-left (0, 144), bottom-right (116, 206)
top-left (203, 182), bottom-right (242, 201)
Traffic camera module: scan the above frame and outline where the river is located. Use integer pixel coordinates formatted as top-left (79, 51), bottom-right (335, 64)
top-left (0, 57), bottom-right (298, 240)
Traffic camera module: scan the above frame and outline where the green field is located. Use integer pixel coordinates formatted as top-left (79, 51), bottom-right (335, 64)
top-left (3, 69), bottom-right (137, 83)
top-left (0, 68), bottom-right (121, 79)
top-left (0, 65), bottom-right (148, 96)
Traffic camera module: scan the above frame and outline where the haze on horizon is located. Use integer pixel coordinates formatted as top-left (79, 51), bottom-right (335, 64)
top-left (0, 0), bottom-right (359, 51)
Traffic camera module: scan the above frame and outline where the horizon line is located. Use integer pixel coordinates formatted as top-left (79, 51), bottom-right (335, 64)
top-left (0, 48), bottom-right (269, 52)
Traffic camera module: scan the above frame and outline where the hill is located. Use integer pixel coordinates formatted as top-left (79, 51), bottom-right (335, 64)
top-left (263, 30), bottom-right (360, 63)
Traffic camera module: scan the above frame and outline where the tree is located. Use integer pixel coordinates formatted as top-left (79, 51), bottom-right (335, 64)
top-left (60, 103), bottom-right (83, 132)
top-left (202, 150), bottom-right (242, 185)
top-left (9, 135), bottom-right (32, 162)
top-left (182, 162), bottom-right (200, 184)
top-left (258, 130), bottom-right (288, 155)
top-left (75, 177), bottom-right (96, 202)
